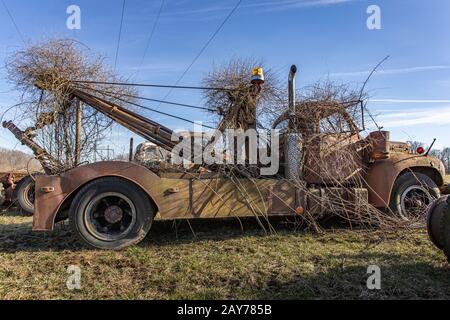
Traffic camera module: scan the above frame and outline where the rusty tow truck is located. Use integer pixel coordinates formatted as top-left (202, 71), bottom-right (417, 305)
top-left (3, 65), bottom-right (446, 249)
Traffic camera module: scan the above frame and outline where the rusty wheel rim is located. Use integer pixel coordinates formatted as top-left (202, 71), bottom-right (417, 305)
top-left (84, 192), bottom-right (137, 241)
top-left (399, 185), bottom-right (433, 220)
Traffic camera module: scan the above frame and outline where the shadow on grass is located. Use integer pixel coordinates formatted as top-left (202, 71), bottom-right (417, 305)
top-left (249, 261), bottom-right (450, 300)
top-left (1, 213), bottom-right (449, 299)
top-left (0, 207), bottom-right (30, 217)
top-left (144, 218), bottom-right (288, 245)
top-left (0, 216), bottom-right (299, 252)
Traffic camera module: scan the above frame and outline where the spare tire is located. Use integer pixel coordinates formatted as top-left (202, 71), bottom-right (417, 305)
top-left (441, 197), bottom-right (450, 262)
top-left (427, 195), bottom-right (449, 249)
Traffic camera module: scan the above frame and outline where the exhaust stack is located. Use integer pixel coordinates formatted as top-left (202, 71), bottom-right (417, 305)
top-left (285, 65), bottom-right (301, 180)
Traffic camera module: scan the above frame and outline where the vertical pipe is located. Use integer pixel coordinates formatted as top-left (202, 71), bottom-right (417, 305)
top-left (93, 141), bottom-right (97, 162)
top-left (286, 65), bottom-right (300, 180)
top-left (75, 99), bottom-right (83, 166)
top-left (129, 137), bottom-right (134, 162)
top-left (288, 65), bottom-right (297, 126)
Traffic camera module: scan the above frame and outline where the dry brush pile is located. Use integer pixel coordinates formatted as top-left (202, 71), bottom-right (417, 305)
top-left (201, 59), bottom-right (422, 234)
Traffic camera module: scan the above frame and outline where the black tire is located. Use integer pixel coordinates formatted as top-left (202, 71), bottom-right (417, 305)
top-left (69, 177), bottom-right (155, 250)
top-left (15, 175), bottom-right (37, 216)
top-left (390, 172), bottom-right (440, 220)
top-left (441, 197), bottom-right (450, 263)
top-left (427, 195), bottom-right (449, 249)
top-left (0, 183), bottom-right (5, 207)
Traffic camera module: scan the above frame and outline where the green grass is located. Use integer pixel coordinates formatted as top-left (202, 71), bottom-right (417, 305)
top-left (0, 210), bottom-right (449, 300)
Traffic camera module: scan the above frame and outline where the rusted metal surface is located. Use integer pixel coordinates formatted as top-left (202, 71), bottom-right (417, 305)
top-left (366, 152), bottom-right (445, 208)
top-left (0, 172), bottom-right (32, 207)
top-left (73, 89), bottom-right (178, 152)
top-left (33, 161), bottom-right (162, 230)
top-left (290, 125), bottom-right (444, 208)
top-left (26, 85), bottom-right (446, 230)
top-left (2, 121), bottom-right (61, 175)
top-left (34, 158), bottom-right (374, 231)
top-left (369, 131), bottom-right (390, 160)
top-left (305, 187), bottom-right (368, 217)
top-left (73, 89), bottom-right (218, 164)
top-left (303, 133), bottom-right (367, 184)
top-left (0, 173), bottom-right (16, 205)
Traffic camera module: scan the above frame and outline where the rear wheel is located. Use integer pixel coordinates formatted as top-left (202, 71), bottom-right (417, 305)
top-left (390, 172), bottom-right (440, 220)
top-left (15, 175), bottom-right (36, 215)
top-left (0, 183), bottom-right (5, 207)
top-left (69, 177), bottom-right (155, 250)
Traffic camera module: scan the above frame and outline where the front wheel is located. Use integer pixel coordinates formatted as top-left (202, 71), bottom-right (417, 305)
top-left (69, 177), bottom-right (155, 250)
top-left (390, 172), bottom-right (440, 220)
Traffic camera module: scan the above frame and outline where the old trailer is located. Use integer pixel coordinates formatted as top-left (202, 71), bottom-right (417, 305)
top-left (4, 65), bottom-right (446, 249)
top-left (2, 121), bottom-right (64, 215)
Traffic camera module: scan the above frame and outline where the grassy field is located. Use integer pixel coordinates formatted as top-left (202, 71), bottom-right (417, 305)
top-left (445, 175), bottom-right (450, 184)
top-left (0, 210), bottom-right (449, 300)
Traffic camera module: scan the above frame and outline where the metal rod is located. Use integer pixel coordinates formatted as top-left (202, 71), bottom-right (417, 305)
top-left (75, 99), bottom-right (83, 165)
top-left (71, 88), bottom-right (204, 162)
top-left (2, 121), bottom-right (61, 175)
top-left (129, 137), bottom-right (134, 162)
top-left (286, 65), bottom-right (300, 180)
top-left (288, 65), bottom-right (297, 127)
top-left (71, 80), bottom-right (230, 91)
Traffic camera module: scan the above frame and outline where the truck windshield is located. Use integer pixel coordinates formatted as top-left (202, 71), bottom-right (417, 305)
top-left (319, 109), bottom-right (362, 134)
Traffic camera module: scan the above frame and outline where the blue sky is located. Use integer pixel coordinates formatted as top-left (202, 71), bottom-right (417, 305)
top-left (1, 0), bottom-right (450, 155)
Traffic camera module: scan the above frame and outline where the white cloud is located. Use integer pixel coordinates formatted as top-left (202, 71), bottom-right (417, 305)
top-left (160, 0), bottom-right (354, 19)
top-left (330, 65), bottom-right (450, 77)
top-left (370, 99), bottom-right (450, 104)
top-left (376, 106), bottom-right (450, 127)
top-left (251, 0), bottom-right (354, 12)
top-left (436, 79), bottom-right (450, 88)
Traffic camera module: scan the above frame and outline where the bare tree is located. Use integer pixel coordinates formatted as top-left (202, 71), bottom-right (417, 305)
top-left (6, 38), bottom-right (135, 170)
top-left (430, 148), bottom-right (450, 174)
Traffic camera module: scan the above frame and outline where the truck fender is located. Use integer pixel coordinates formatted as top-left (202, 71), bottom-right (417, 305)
top-left (366, 155), bottom-right (444, 208)
top-left (33, 161), bottom-right (162, 231)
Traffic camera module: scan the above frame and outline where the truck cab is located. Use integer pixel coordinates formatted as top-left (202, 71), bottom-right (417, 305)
top-left (275, 99), bottom-right (445, 220)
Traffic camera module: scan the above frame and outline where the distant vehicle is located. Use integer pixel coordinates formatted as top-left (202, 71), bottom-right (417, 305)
top-left (134, 141), bottom-right (171, 166)
top-left (2, 120), bottom-right (170, 215)
top-left (0, 173), bottom-right (17, 208)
